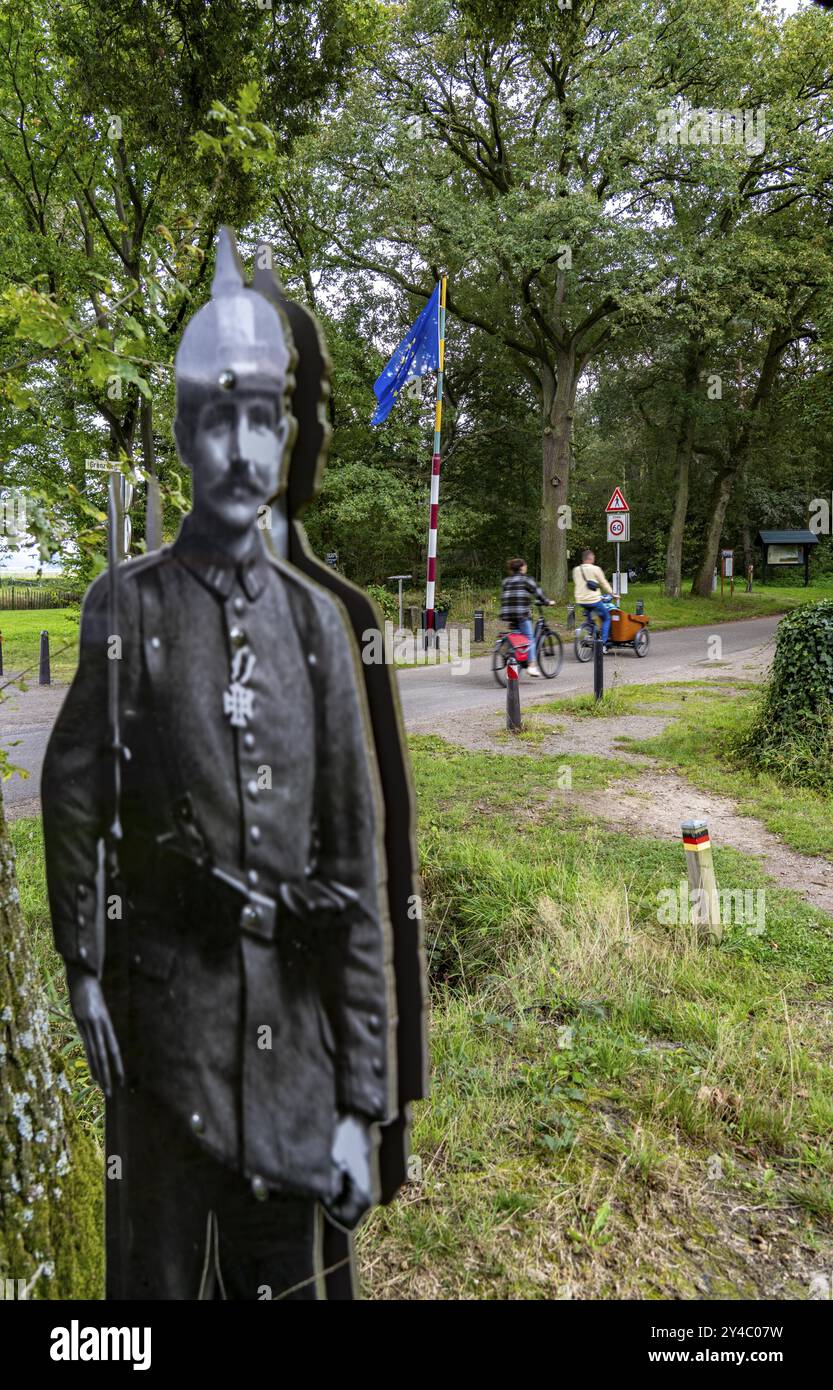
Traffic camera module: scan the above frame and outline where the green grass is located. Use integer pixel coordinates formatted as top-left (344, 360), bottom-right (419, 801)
top-left (357, 736), bottom-right (833, 1299)
top-left (0, 607), bottom-right (80, 684)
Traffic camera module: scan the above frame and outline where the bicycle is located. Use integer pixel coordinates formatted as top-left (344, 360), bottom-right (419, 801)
top-left (573, 598), bottom-right (650, 662)
top-left (492, 603), bottom-right (564, 687)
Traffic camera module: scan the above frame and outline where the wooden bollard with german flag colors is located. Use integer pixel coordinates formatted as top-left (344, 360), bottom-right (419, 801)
top-left (681, 818), bottom-right (722, 944)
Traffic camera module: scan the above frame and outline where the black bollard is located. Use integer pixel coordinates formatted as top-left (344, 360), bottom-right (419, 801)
top-left (635, 598), bottom-right (644, 616)
top-left (506, 660), bottom-right (521, 732)
top-left (39, 629), bottom-right (50, 685)
top-left (566, 603), bottom-right (575, 630)
top-left (593, 627), bottom-right (604, 702)
top-left (474, 609), bottom-right (485, 643)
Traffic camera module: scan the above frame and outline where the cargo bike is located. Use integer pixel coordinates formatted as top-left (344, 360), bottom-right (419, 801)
top-left (573, 595), bottom-right (650, 662)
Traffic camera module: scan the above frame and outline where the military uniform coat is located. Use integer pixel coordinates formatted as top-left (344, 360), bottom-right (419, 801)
top-left (42, 524), bottom-right (396, 1203)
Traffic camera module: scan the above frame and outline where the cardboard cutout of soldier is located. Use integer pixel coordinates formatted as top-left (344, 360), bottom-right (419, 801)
top-left (41, 228), bottom-right (414, 1300)
top-left (249, 244), bottom-right (429, 1296)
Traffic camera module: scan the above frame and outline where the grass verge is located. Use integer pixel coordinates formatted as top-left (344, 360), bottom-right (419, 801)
top-left (358, 735), bottom-right (833, 1299)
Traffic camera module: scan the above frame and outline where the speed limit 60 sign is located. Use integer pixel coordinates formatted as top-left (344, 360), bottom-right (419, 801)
top-left (607, 513), bottom-right (630, 543)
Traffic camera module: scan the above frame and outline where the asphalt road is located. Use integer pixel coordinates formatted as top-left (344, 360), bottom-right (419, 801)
top-left (399, 613), bottom-right (777, 728)
top-left (0, 614), bottom-right (778, 819)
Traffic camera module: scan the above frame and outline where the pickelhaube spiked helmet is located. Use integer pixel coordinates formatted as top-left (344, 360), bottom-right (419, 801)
top-left (175, 226), bottom-right (292, 407)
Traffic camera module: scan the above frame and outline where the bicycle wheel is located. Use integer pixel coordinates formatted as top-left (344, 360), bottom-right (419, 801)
top-left (573, 624), bottom-right (594, 663)
top-left (492, 637), bottom-right (513, 687)
top-left (633, 628), bottom-right (650, 658)
top-left (537, 630), bottom-right (563, 679)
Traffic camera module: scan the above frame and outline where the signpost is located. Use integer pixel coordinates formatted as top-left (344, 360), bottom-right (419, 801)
top-left (605, 487), bottom-right (630, 597)
top-left (85, 460), bottom-right (137, 563)
top-left (388, 573), bottom-right (412, 632)
top-left (720, 548), bottom-right (734, 598)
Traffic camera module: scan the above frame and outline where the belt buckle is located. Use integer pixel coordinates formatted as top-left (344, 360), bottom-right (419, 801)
top-left (239, 892), bottom-right (277, 943)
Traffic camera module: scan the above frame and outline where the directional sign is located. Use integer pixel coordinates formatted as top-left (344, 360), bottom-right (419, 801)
top-left (605, 486), bottom-right (629, 513)
top-left (607, 513), bottom-right (630, 543)
top-left (84, 460), bottom-right (136, 561)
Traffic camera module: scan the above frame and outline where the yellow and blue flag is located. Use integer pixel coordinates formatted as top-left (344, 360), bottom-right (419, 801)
top-left (371, 283), bottom-right (441, 425)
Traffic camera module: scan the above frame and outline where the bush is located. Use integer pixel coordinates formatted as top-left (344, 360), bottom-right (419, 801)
top-left (739, 600), bottom-right (833, 790)
top-left (364, 583), bottom-right (400, 624)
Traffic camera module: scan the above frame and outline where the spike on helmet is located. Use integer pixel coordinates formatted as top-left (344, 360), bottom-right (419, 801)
top-left (175, 227), bottom-right (292, 408)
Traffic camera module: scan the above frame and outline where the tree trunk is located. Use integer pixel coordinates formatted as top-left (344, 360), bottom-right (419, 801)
top-left (0, 797), bottom-right (102, 1297)
top-left (140, 395), bottom-right (163, 551)
top-left (664, 357), bottom-right (700, 598)
top-left (690, 323), bottom-right (790, 598)
top-left (540, 347), bottom-right (578, 602)
top-left (691, 465), bottom-right (736, 597)
top-left (742, 523), bottom-right (754, 580)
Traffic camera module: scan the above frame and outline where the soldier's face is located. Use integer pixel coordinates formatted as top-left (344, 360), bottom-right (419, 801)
top-left (189, 392), bottom-right (288, 535)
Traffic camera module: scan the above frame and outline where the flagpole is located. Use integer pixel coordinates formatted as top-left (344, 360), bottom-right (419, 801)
top-left (424, 274), bottom-right (446, 646)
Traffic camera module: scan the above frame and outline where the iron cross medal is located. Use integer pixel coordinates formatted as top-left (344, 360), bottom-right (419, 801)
top-left (223, 645), bottom-right (257, 729)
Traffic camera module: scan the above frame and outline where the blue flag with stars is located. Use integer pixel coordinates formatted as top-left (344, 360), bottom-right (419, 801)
top-left (371, 283), bottom-right (441, 425)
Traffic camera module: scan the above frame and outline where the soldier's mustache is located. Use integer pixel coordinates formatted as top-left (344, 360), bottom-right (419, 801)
top-left (222, 462), bottom-right (261, 494)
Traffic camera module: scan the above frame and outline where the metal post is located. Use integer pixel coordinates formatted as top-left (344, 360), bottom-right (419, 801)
top-left (39, 629), bottom-right (50, 685)
top-left (615, 540), bottom-right (620, 597)
top-left (0, 630), bottom-right (3, 677)
top-left (593, 626), bottom-right (604, 702)
top-left (635, 598), bottom-right (644, 616)
top-left (681, 819), bottom-right (722, 944)
top-left (474, 609), bottom-right (484, 643)
top-left (388, 574), bottom-right (411, 632)
top-left (506, 659), bottom-right (521, 732)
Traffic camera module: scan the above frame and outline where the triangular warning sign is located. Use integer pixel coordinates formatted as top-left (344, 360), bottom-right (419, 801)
top-left (605, 486), bottom-right (629, 512)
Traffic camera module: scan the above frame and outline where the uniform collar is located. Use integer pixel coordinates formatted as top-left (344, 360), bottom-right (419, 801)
top-left (173, 520), bottom-right (269, 601)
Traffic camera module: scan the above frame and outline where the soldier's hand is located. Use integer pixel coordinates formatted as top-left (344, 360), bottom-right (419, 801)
top-left (279, 876), bottom-right (359, 921)
top-left (326, 1113), bottom-right (377, 1231)
top-left (66, 964), bottom-right (125, 1098)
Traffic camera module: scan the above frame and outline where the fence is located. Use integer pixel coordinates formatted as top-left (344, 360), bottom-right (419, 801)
top-left (0, 585), bottom-right (82, 610)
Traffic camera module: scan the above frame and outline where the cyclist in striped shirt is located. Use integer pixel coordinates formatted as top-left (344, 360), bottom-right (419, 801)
top-left (500, 557), bottom-right (555, 677)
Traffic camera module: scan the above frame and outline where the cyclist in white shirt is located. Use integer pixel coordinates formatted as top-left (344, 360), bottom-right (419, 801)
top-left (572, 548), bottom-right (614, 650)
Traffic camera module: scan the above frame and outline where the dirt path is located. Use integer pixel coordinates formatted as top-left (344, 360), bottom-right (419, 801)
top-left (426, 708), bottom-right (833, 919)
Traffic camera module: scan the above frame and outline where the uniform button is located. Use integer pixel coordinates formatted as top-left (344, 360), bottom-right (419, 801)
top-left (190, 1112), bottom-right (205, 1135)
top-left (368, 1014), bottom-right (381, 1035)
top-left (78, 885), bottom-right (88, 899)
top-left (247, 869), bottom-right (259, 886)
top-left (229, 626), bottom-right (246, 649)
top-left (233, 596), bottom-right (246, 615)
top-left (78, 946), bottom-right (88, 961)
top-left (251, 1175), bottom-right (268, 1202)
top-left (132, 953), bottom-right (142, 966)
top-left (372, 1058), bottom-right (384, 1076)
top-left (150, 636), bottom-right (161, 650)
top-left (241, 904), bottom-right (260, 927)
top-left (247, 780), bottom-right (258, 798)
top-left (243, 732), bottom-right (255, 751)
top-left (250, 826), bottom-right (261, 844)
top-left (308, 652), bottom-right (317, 666)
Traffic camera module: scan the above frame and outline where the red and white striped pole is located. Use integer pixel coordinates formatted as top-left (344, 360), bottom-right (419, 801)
top-left (424, 275), bottom-right (447, 646)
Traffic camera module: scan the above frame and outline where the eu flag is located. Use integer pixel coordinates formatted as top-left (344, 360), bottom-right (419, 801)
top-left (371, 283), bottom-right (441, 425)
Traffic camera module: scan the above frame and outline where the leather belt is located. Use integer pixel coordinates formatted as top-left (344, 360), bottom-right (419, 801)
top-left (123, 831), bottom-right (291, 950)
top-left (209, 865), bottom-right (279, 943)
